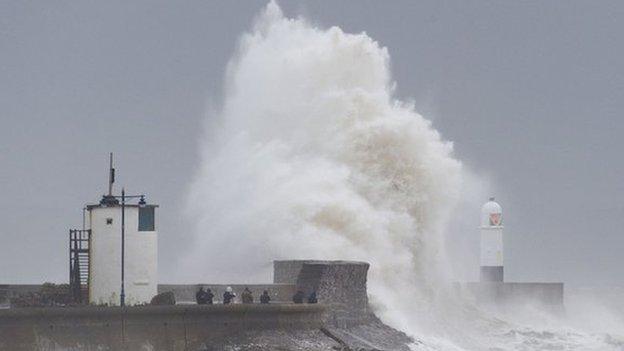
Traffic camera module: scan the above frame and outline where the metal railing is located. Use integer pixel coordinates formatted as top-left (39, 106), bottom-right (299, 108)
top-left (69, 229), bottom-right (91, 304)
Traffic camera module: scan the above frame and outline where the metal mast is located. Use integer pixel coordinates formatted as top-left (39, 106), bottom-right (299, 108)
top-left (108, 152), bottom-right (114, 196)
top-left (100, 153), bottom-right (119, 206)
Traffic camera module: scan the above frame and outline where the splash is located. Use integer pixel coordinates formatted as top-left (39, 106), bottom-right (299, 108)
top-left (185, 1), bottom-right (460, 287)
top-left (182, 2), bottom-right (624, 350)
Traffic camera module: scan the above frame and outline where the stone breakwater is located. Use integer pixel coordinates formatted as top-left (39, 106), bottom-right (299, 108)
top-left (0, 261), bottom-right (413, 351)
top-left (0, 304), bottom-right (322, 350)
top-left (0, 305), bottom-right (411, 351)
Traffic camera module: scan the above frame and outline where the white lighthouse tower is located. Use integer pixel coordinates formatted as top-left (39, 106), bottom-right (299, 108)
top-left (480, 197), bottom-right (504, 282)
top-left (86, 154), bottom-right (158, 306)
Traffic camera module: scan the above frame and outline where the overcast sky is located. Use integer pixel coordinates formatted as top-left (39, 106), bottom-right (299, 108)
top-left (1, 1), bottom-right (622, 286)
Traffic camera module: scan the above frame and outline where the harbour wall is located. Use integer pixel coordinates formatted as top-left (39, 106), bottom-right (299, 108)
top-left (0, 260), bottom-right (371, 350)
top-left (274, 260), bottom-right (369, 310)
top-left (0, 304), bottom-right (326, 351)
top-left (0, 284), bottom-right (297, 305)
top-left (274, 260), bottom-right (370, 326)
top-left (458, 282), bottom-right (564, 306)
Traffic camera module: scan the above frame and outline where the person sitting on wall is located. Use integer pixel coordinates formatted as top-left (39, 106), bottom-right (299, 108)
top-left (196, 287), bottom-right (206, 305)
top-left (205, 288), bottom-right (214, 305)
top-left (260, 290), bottom-right (271, 304)
top-left (292, 290), bottom-right (305, 304)
top-left (241, 287), bottom-right (253, 304)
top-left (223, 286), bottom-right (236, 304)
top-left (307, 291), bottom-right (318, 304)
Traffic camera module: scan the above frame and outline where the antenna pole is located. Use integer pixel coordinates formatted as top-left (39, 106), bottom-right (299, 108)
top-left (108, 153), bottom-right (114, 196)
top-left (99, 153), bottom-right (119, 206)
top-left (120, 187), bottom-right (125, 307)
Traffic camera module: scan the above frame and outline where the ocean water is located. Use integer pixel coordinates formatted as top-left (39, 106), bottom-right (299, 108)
top-left (182, 2), bottom-right (624, 350)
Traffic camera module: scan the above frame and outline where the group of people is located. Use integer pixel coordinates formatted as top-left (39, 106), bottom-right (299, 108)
top-left (195, 286), bottom-right (272, 305)
top-left (195, 287), bottom-right (215, 305)
top-left (195, 286), bottom-right (318, 305)
top-left (240, 287), bottom-right (272, 304)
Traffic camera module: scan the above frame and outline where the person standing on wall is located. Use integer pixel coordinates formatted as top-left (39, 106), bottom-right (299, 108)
top-left (260, 290), bottom-right (271, 304)
top-left (307, 291), bottom-right (318, 304)
top-left (223, 286), bottom-right (236, 304)
top-left (292, 290), bottom-right (304, 304)
top-left (241, 287), bottom-right (253, 304)
top-left (205, 288), bottom-right (214, 305)
top-left (196, 287), bottom-right (206, 305)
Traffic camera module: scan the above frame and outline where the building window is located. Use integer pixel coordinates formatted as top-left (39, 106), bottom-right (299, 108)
top-left (106, 218), bottom-right (113, 225)
top-left (138, 207), bottom-right (155, 231)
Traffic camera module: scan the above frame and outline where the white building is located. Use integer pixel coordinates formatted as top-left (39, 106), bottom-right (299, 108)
top-left (480, 197), bottom-right (504, 282)
top-left (87, 198), bottom-right (158, 306)
top-left (70, 154), bottom-right (159, 306)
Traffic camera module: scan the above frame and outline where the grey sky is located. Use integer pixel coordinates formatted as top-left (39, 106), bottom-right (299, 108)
top-left (0, 1), bottom-right (622, 286)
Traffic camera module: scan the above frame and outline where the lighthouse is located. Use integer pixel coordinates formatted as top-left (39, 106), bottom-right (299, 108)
top-left (480, 197), bottom-right (503, 282)
top-left (458, 197), bottom-right (563, 306)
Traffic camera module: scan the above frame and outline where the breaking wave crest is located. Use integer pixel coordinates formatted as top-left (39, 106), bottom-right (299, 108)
top-left (182, 2), bottom-right (624, 350)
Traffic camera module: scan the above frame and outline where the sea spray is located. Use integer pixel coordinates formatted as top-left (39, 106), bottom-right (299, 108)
top-left (183, 0), bottom-right (460, 337)
top-left (182, 2), bottom-right (624, 350)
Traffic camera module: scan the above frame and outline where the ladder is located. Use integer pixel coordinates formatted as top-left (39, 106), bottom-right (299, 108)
top-left (69, 229), bottom-right (90, 304)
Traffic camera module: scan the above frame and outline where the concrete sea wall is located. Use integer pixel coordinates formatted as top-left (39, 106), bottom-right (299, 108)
top-left (274, 260), bottom-right (369, 310)
top-left (0, 260), bottom-right (383, 350)
top-left (0, 285), bottom-right (41, 306)
top-left (274, 260), bottom-right (308, 284)
top-left (275, 260), bottom-right (371, 327)
top-left (0, 304), bottom-right (326, 351)
top-left (295, 261), bottom-right (369, 313)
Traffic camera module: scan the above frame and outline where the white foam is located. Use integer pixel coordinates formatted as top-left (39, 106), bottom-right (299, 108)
top-left (181, 2), bottom-right (624, 349)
